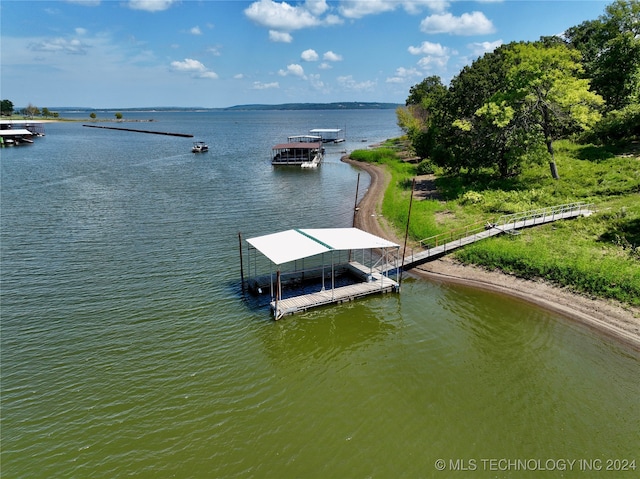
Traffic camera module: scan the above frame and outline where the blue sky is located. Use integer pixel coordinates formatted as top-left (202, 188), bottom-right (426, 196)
top-left (1, 0), bottom-right (610, 109)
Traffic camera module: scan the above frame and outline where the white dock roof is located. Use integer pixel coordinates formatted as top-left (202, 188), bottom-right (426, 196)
top-left (0, 129), bottom-right (34, 136)
top-left (247, 227), bottom-right (398, 265)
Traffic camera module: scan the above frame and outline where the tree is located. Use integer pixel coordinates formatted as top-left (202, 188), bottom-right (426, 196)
top-left (1, 99), bottom-right (14, 116)
top-left (115, 112), bottom-right (123, 120)
top-left (565, 0), bottom-right (640, 111)
top-left (482, 43), bottom-right (604, 179)
top-left (401, 76), bottom-right (448, 159)
top-left (436, 44), bottom-right (516, 176)
top-left (90, 112), bottom-right (97, 120)
top-left (23, 103), bottom-right (40, 118)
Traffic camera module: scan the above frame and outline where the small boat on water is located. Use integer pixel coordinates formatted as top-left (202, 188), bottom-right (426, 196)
top-left (192, 141), bottom-right (208, 153)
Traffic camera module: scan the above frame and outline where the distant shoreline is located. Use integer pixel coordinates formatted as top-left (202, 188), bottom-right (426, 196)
top-left (7, 102), bottom-right (401, 115)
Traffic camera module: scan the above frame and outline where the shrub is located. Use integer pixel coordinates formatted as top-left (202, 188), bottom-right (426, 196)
top-left (460, 191), bottom-right (484, 205)
top-left (415, 159), bottom-right (435, 175)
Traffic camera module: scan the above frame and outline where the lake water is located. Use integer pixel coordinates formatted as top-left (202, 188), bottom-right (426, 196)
top-left (2, 110), bottom-right (638, 478)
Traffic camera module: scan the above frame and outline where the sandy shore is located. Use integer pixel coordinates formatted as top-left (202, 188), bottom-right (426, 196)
top-left (342, 157), bottom-right (640, 351)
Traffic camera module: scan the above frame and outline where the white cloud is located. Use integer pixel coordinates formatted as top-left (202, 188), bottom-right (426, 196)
top-left (234, 73), bottom-right (245, 79)
top-left (207, 46), bottom-right (222, 56)
top-left (279, 63), bottom-right (305, 77)
top-left (468, 39), bottom-right (503, 56)
top-left (338, 0), bottom-right (396, 19)
top-left (301, 49), bottom-right (319, 61)
top-left (269, 30), bottom-right (293, 43)
top-left (408, 41), bottom-right (450, 57)
top-left (75, 27), bottom-right (88, 35)
top-left (420, 11), bottom-right (495, 35)
top-left (386, 66), bottom-right (422, 84)
top-left (319, 62), bottom-right (332, 70)
top-left (170, 58), bottom-right (217, 79)
top-left (339, 0), bottom-right (449, 19)
top-left (244, 0), bottom-right (322, 31)
top-left (308, 73), bottom-right (326, 91)
top-left (305, 0), bottom-right (329, 16)
top-left (171, 58), bottom-right (207, 72)
top-left (190, 26), bottom-right (202, 35)
top-left (252, 81), bottom-right (280, 90)
top-left (29, 37), bottom-right (89, 55)
top-left (417, 55), bottom-right (448, 69)
top-left (337, 75), bottom-right (376, 91)
top-left (127, 0), bottom-right (176, 12)
top-left (408, 41), bottom-right (451, 73)
top-left (323, 50), bottom-right (342, 61)
top-left (245, 0), bottom-right (340, 41)
top-left (199, 71), bottom-right (219, 79)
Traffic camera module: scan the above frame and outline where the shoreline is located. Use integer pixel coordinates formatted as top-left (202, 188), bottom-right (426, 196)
top-left (342, 156), bottom-right (640, 351)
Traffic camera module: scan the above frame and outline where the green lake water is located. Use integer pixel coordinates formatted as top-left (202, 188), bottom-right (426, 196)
top-left (2, 111), bottom-right (638, 478)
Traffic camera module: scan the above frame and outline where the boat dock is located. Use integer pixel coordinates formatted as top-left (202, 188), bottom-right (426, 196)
top-left (309, 128), bottom-right (345, 143)
top-left (0, 120), bottom-right (45, 146)
top-left (244, 228), bottom-right (400, 319)
top-left (271, 141), bottom-right (324, 167)
top-left (271, 264), bottom-right (397, 319)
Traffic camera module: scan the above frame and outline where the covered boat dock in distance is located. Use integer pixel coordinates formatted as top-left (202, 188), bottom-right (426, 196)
top-left (244, 228), bottom-right (400, 319)
top-left (271, 141), bottom-right (324, 167)
top-left (0, 120), bottom-right (45, 146)
top-left (309, 128), bottom-right (345, 143)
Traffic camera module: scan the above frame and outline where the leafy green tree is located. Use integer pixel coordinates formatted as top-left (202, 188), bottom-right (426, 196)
top-left (42, 107), bottom-right (51, 118)
top-left (115, 112), bottom-right (123, 120)
top-left (482, 43), bottom-right (604, 179)
top-left (436, 44), bottom-right (515, 175)
top-left (565, 0), bottom-right (640, 111)
top-left (401, 76), bottom-right (448, 159)
top-left (1, 99), bottom-right (14, 116)
top-left (90, 112), bottom-right (97, 120)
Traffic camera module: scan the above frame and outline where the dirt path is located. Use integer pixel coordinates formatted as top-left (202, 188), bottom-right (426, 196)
top-left (342, 157), bottom-right (640, 351)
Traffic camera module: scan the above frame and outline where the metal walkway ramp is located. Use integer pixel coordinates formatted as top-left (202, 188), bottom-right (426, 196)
top-left (386, 202), bottom-right (594, 273)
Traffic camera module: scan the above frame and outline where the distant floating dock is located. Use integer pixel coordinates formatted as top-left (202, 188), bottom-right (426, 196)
top-left (83, 124), bottom-right (193, 137)
top-left (243, 228), bottom-right (400, 320)
top-left (309, 128), bottom-right (345, 143)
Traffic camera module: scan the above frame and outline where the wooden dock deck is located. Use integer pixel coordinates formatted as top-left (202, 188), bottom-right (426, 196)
top-left (271, 273), bottom-right (398, 319)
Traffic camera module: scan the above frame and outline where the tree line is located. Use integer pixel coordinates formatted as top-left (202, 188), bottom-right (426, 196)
top-left (397, 0), bottom-right (639, 180)
top-left (0, 100), bottom-right (61, 119)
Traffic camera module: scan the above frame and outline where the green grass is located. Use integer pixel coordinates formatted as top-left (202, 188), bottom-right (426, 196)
top-left (351, 138), bottom-right (640, 306)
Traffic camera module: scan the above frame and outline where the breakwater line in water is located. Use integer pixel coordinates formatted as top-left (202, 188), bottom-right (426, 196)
top-left (82, 124), bottom-right (193, 137)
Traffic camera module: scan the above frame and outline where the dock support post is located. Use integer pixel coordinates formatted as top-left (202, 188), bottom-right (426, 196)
top-left (352, 173), bottom-right (360, 227)
top-left (399, 178), bottom-right (415, 289)
top-left (238, 232), bottom-right (245, 293)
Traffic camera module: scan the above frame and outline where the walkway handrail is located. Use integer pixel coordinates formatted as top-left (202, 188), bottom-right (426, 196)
top-left (494, 202), bottom-right (594, 229)
top-left (418, 202), bottom-right (594, 250)
top-left (419, 220), bottom-right (489, 250)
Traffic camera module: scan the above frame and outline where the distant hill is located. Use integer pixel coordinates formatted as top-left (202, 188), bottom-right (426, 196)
top-left (225, 102), bottom-right (400, 111)
top-left (41, 102), bottom-right (401, 112)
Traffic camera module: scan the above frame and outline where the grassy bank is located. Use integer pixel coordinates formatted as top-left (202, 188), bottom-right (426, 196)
top-left (350, 139), bottom-right (640, 306)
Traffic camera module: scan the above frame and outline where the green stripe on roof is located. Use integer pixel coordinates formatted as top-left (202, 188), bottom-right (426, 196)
top-left (294, 228), bottom-right (334, 250)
